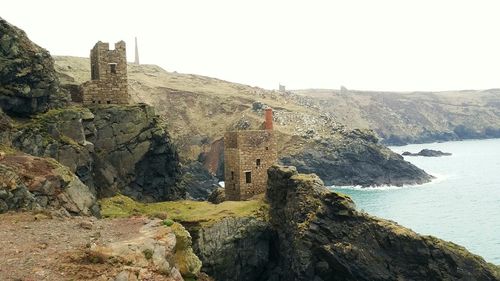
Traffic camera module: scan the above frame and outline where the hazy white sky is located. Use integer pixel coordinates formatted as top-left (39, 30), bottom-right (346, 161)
top-left (2, 0), bottom-right (500, 91)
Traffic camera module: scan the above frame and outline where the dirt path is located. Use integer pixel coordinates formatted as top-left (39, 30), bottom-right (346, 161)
top-left (0, 212), bottom-right (181, 281)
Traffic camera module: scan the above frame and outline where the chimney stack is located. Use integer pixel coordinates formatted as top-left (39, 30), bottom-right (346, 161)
top-left (264, 108), bottom-right (273, 130)
top-left (134, 37), bottom-right (140, 65)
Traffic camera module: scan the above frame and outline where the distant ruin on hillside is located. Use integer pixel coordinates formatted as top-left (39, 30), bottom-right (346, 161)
top-left (224, 108), bottom-right (278, 201)
top-left (279, 84), bottom-right (286, 92)
top-left (78, 41), bottom-right (130, 104)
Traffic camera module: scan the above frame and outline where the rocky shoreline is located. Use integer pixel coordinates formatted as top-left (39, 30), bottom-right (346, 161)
top-left (403, 149), bottom-right (452, 157)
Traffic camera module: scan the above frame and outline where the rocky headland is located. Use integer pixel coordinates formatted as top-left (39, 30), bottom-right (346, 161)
top-left (293, 88), bottom-right (500, 146)
top-left (402, 149), bottom-right (452, 157)
top-left (179, 165), bottom-right (500, 281)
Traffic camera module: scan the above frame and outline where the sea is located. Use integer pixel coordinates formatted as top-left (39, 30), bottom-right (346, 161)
top-left (331, 138), bottom-right (500, 264)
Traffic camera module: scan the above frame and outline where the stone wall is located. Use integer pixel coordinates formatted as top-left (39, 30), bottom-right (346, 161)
top-left (224, 130), bottom-right (277, 200)
top-left (81, 41), bottom-right (129, 104)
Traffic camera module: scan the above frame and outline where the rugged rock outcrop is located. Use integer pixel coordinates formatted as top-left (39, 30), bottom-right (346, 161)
top-left (188, 217), bottom-right (273, 281)
top-left (11, 104), bottom-right (183, 202)
top-left (280, 129), bottom-right (433, 187)
top-left (0, 153), bottom-right (98, 216)
top-left (0, 17), bottom-right (68, 116)
top-left (403, 149), bottom-right (452, 157)
top-left (89, 104), bottom-right (182, 202)
top-left (266, 165), bottom-right (500, 281)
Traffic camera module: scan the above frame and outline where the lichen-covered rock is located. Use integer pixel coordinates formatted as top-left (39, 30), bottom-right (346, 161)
top-left (280, 128), bottom-right (433, 187)
top-left (11, 104), bottom-right (183, 202)
top-left (0, 153), bottom-right (98, 216)
top-left (188, 217), bottom-right (272, 281)
top-left (171, 223), bottom-right (202, 278)
top-left (12, 107), bottom-right (95, 185)
top-left (265, 165), bottom-right (500, 281)
top-left (0, 17), bottom-right (68, 116)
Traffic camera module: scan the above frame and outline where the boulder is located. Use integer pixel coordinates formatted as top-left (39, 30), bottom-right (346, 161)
top-left (207, 187), bottom-right (225, 204)
top-left (0, 153), bottom-right (98, 216)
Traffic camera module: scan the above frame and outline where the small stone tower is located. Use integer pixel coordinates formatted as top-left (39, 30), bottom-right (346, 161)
top-left (81, 41), bottom-right (129, 104)
top-left (224, 108), bottom-right (278, 201)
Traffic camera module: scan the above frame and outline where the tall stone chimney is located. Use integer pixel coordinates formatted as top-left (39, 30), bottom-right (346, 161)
top-left (265, 108), bottom-right (273, 130)
top-left (134, 37), bottom-right (140, 65)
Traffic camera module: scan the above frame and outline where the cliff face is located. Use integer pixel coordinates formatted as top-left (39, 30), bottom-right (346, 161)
top-left (280, 128), bottom-right (432, 186)
top-left (294, 88), bottom-right (500, 146)
top-left (11, 104), bottom-right (183, 202)
top-left (188, 217), bottom-right (273, 281)
top-left (265, 165), bottom-right (500, 281)
top-left (0, 17), bottom-right (68, 116)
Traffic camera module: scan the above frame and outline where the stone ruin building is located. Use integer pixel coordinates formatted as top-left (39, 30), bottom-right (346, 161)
top-left (224, 108), bottom-right (278, 201)
top-left (79, 41), bottom-right (130, 104)
top-left (279, 84), bottom-right (286, 92)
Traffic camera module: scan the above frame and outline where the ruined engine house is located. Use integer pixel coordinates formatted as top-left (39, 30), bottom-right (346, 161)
top-left (224, 108), bottom-right (278, 201)
top-left (80, 41), bottom-right (130, 104)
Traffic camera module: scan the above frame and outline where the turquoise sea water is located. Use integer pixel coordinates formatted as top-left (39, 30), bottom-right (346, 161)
top-left (331, 139), bottom-right (500, 264)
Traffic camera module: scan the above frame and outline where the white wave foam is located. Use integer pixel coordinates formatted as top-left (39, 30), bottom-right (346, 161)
top-left (329, 172), bottom-right (450, 191)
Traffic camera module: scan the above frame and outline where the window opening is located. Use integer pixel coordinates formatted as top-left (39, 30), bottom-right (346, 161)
top-left (245, 171), bottom-right (252, 183)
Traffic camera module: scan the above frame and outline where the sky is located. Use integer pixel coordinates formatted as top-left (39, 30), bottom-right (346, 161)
top-left (2, 0), bottom-right (500, 91)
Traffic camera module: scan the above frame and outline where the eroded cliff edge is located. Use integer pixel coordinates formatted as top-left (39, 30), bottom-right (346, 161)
top-left (190, 165), bottom-right (500, 281)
